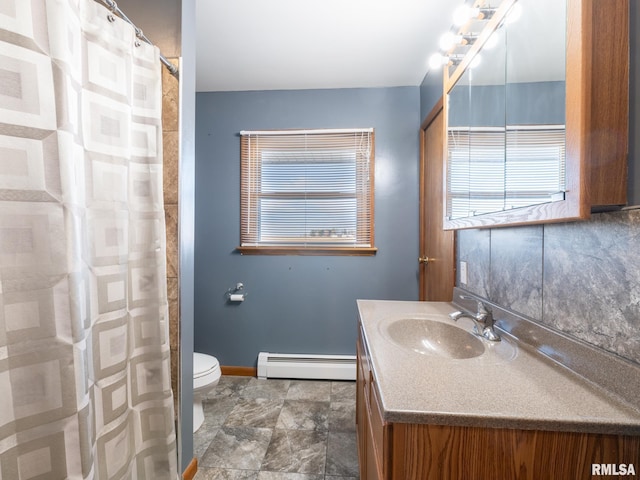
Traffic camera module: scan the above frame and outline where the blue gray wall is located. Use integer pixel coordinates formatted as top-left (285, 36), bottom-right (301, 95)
top-left (194, 87), bottom-right (420, 367)
top-left (453, 5), bottom-right (640, 366)
top-left (419, 70), bottom-right (442, 122)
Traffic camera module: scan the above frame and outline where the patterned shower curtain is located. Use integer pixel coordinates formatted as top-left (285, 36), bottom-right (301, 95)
top-left (0, 1), bottom-right (177, 479)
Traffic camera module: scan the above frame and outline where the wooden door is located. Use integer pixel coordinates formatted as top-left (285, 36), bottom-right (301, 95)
top-left (419, 101), bottom-right (455, 301)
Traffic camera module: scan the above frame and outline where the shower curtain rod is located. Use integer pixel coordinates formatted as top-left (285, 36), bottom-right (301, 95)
top-left (94, 0), bottom-right (179, 79)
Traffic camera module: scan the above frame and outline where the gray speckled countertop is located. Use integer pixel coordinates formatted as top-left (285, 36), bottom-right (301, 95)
top-left (357, 299), bottom-right (640, 435)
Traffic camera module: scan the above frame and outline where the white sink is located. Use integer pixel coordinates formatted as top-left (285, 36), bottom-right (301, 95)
top-left (379, 315), bottom-right (517, 362)
top-left (382, 317), bottom-right (485, 359)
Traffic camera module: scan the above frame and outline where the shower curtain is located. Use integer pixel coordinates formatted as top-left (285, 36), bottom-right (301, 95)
top-left (0, 1), bottom-right (177, 478)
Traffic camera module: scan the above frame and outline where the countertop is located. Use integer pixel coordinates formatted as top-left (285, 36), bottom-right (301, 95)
top-left (357, 299), bottom-right (640, 435)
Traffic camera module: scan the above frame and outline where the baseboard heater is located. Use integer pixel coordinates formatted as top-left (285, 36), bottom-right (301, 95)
top-left (257, 352), bottom-right (356, 380)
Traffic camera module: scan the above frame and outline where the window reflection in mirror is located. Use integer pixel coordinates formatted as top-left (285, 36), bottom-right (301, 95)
top-left (447, 22), bottom-right (507, 219)
top-left (505, 0), bottom-right (566, 211)
top-left (447, 67), bottom-right (471, 219)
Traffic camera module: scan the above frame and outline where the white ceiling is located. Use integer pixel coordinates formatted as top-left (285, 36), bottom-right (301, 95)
top-left (195, 0), bottom-right (462, 92)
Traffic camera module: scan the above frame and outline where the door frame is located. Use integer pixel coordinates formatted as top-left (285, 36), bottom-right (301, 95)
top-left (419, 99), bottom-right (456, 301)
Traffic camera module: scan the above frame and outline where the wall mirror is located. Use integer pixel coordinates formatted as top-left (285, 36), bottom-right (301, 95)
top-left (441, 0), bottom-right (628, 229)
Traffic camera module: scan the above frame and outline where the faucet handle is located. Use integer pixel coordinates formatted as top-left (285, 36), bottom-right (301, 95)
top-left (455, 295), bottom-right (500, 341)
top-left (459, 295), bottom-right (490, 315)
top-left (477, 301), bottom-right (492, 315)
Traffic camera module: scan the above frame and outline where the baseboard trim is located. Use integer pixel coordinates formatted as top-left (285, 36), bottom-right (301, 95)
top-left (221, 366), bottom-right (257, 376)
top-left (182, 457), bottom-right (197, 480)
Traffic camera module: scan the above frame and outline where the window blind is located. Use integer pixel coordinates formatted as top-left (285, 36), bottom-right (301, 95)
top-left (447, 127), bottom-right (566, 219)
top-left (240, 129), bottom-right (374, 250)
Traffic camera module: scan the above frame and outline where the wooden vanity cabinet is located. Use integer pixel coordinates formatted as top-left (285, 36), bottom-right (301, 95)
top-left (356, 325), bottom-right (640, 480)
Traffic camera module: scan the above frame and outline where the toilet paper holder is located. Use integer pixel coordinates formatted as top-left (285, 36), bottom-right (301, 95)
top-left (226, 283), bottom-right (247, 302)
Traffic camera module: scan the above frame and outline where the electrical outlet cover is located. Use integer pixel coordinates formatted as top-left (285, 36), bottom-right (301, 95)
top-left (460, 261), bottom-right (468, 285)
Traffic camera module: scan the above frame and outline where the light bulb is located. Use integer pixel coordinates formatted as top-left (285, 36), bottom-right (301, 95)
top-left (428, 53), bottom-right (448, 70)
top-left (453, 5), bottom-right (480, 27)
top-left (438, 32), bottom-right (463, 51)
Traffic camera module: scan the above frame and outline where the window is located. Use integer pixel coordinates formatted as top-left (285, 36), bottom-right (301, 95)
top-left (447, 126), bottom-right (566, 219)
top-left (238, 128), bottom-right (376, 255)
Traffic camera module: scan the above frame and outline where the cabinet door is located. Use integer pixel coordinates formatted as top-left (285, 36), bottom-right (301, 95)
top-left (365, 423), bottom-right (382, 480)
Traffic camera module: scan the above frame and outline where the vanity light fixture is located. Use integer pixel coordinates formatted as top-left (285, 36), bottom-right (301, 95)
top-left (438, 31), bottom-right (478, 51)
top-left (428, 52), bottom-right (449, 70)
top-left (428, 52), bottom-right (466, 70)
top-left (426, 0), bottom-right (501, 73)
top-left (453, 4), bottom-right (497, 27)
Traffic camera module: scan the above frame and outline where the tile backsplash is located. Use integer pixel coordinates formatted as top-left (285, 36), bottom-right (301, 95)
top-left (457, 208), bottom-right (640, 366)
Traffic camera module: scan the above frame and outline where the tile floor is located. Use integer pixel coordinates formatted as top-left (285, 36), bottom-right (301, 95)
top-left (193, 376), bottom-right (359, 480)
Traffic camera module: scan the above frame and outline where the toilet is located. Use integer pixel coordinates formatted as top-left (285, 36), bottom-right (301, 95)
top-left (193, 352), bottom-right (221, 432)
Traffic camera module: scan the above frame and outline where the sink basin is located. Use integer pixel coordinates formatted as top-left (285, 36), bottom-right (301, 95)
top-left (382, 317), bottom-right (485, 359)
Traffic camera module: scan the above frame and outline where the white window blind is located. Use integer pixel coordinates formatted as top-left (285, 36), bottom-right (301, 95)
top-left (447, 127), bottom-right (566, 219)
top-left (240, 129), bottom-right (374, 252)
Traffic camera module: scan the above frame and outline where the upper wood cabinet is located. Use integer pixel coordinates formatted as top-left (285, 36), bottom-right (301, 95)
top-left (442, 0), bottom-right (629, 230)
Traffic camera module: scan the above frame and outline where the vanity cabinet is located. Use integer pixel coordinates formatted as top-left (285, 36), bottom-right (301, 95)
top-left (356, 324), bottom-right (640, 480)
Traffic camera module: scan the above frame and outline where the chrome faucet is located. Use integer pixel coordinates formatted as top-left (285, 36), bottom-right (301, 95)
top-left (449, 299), bottom-right (501, 342)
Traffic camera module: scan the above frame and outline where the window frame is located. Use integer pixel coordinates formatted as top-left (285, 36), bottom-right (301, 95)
top-left (237, 128), bottom-right (377, 256)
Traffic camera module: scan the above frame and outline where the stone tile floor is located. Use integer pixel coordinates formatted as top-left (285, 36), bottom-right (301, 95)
top-left (193, 376), bottom-right (359, 480)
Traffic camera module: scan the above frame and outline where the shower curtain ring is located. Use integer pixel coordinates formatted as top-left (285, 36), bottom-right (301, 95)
top-left (107, 1), bottom-right (118, 22)
top-left (134, 27), bottom-right (143, 47)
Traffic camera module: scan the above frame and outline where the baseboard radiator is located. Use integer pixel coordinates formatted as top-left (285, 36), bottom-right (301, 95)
top-left (257, 352), bottom-right (356, 380)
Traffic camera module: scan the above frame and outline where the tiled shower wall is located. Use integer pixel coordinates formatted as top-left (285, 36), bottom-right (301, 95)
top-left (457, 208), bottom-right (640, 366)
top-left (162, 60), bottom-right (180, 413)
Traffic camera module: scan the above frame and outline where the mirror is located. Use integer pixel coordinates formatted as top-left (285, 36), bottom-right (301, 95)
top-left (447, 22), bottom-right (507, 219)
top-left (444, 0), bottom-right (569, 225)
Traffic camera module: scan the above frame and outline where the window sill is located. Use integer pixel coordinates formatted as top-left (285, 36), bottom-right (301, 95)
top-left (236, 246), bottom-right (378, 256)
